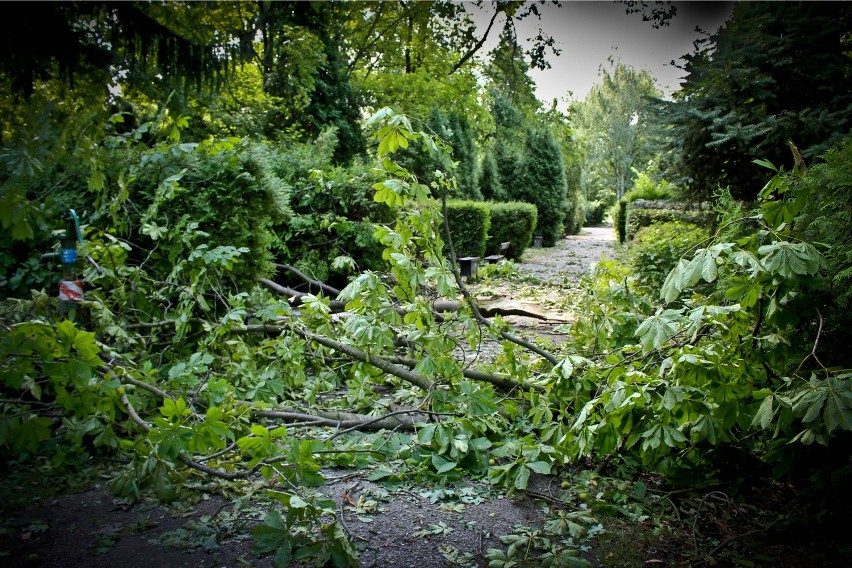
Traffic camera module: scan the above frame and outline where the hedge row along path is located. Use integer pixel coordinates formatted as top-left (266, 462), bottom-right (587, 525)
top-left (0, 225), bottom-right (618, 568)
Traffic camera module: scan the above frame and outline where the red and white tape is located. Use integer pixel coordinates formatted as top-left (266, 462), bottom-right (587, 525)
top-left (59, 280), bottom-right (84, 302)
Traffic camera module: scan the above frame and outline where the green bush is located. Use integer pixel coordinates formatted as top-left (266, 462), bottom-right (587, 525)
top-left (629, 221), bottom-right (711, 290)
top-left (483, 202), bottom-right (537, 260)
top-left (271, 155), bottom-right (393, 287)
top-left (443, 200), bottom-right (491, 258)
top-left (584, 200), bottom-right (609, 225)
top-left (796, 137), bottom-right (852, 367)
top-left (613, 171), bottom-right (675, 242)
top-left (125, 139), bottom-right (290, 291)
top-left (625, 201), bottom-right (714, 242)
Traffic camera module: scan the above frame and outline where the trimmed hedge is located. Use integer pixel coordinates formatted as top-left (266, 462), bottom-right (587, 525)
top-left (624, 200), bottom-right (714, 242)
top-left (443, 200), bottom-right (491, 258)
top-left (484, 202), bottom-right (538, 260)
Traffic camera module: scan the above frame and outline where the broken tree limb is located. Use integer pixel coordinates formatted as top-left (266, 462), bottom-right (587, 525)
top-left (242, 324), bottom-right (435, 392)
top-left (385, 355), bottom-right (545, 393)
top-left (440, 197), bottom-right (561, 366)
top-left (433, 298), bottom-right (571, 323)
top-left (252, 407), bottom-right (429, 432)
top-left (259, 278), bottom-right (348, 311)
top-left (242, 323), bottom-right (545, 394)
top-left (263, 279), bottom-right (567, 323)
top-left (276, 263), bottom-right (341, 296)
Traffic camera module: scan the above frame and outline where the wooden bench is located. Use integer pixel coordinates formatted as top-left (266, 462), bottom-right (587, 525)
top-left (484, 242), bottom-right (511, 264)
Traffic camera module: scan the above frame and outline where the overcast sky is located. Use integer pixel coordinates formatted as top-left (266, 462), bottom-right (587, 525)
top-left (468, 1), bottom-right (735, 108)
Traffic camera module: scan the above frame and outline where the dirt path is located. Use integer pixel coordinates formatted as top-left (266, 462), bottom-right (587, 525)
top-left (0, 227), bottom-right (618, 568)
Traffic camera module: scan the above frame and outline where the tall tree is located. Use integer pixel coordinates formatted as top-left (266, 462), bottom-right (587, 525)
top-left (662, 1), bottom-right (852, 202)
top-left (0, 1), bottom-right (241, 98)
top-left (255, 1), bottom-right (365, 162)
top-left (574, 60), bottom-right (660, 204)
top-left (511, 126), bottom-right (568, 246)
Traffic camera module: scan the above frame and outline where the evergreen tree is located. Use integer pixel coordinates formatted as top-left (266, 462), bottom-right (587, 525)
top-left (511, 126), bottom-right (568, 246)
top-left (494, 135), bottom-right (521, 200)
top-left (478, 147), bottom-right (505, 201)
top-left (445, 112), bottom-right (481, 200)
top-left (663, 1), bottom-right (852, 202)
top-left (258, 1), bottom-right (365, 163)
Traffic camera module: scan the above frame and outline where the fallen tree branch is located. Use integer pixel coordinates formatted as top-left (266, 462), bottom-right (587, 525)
top-left (252, 407), bottom-right (430, 434)
top-left (259, 278), bottom-right (348, 311)
top-left (242, 324), bottom-right (435, 392)
top-left (440, 196), bottom-right (560, 366)
top-left (276, 263), bottom-right (341, 296)
top-left (385, 355), bottom-right (544, 393)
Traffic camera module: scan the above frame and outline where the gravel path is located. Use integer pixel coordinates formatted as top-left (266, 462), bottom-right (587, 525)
top-left (515, 224), bottom-right (617, 285)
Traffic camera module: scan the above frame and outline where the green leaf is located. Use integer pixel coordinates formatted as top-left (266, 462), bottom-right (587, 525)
top-left (252, 512), bottom-right (288, 556)
top-left (759, 242), bottom-right (822, 278)
top-left (431, 454), bottom-right (457, 474)
top-left (513, 464), bottom-right (531, 490)
top-left (526, 461), bottom-right (551, 475)
top-left (724, 278), bottom-right (762, 308)
top-left (635, 309), bottom-right (683, 353)
top-left (753, 158), bottom-right (777, 171)
top-left (751, 395), bottom-right (775, 430)
top-left (661, 259), bottom-right (689, 303)
top-left (824, 386), bottom-right (852, 433)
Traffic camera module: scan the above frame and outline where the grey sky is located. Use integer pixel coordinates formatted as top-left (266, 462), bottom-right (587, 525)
top-left (469, 1), bottom-right (735, 107)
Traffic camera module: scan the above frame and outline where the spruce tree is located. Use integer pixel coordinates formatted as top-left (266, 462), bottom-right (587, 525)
top-left (663, 1), bottom-right (852, 202)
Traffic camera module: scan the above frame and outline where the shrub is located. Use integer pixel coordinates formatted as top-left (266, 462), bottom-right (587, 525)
top-left (624, 201), bottom-right (714, 242)
top-left (443, 200), bottom-right (491, 258)
top-left (613, 170), bottom-right (675, 242)
top-left (271, 156), bottom-right (392, 287)
top-left (125, 139), bottom-right (291, 291)
top-left (629, 221), bottom-right (710, 290)
top-left (483, 202), bottom-right (537, 260)
top-left (584, 200), bottom-right (609, 225)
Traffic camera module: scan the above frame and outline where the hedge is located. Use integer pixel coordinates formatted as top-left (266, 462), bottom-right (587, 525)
top-left (443, 200), bottom-right (491, 258)
top-left (484, 202), bottom-right (538, 260)
top-left (624, 199), bottom-right (714, 242)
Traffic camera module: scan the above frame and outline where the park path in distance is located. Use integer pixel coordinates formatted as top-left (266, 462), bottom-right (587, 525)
top-left (514, 223), bottom-right (617, 286)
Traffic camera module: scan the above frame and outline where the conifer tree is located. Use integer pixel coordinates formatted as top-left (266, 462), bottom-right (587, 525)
top-left (512, 126), bottom-right (568, 246)
top-left (663, 1), bottom-right (852, 201)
